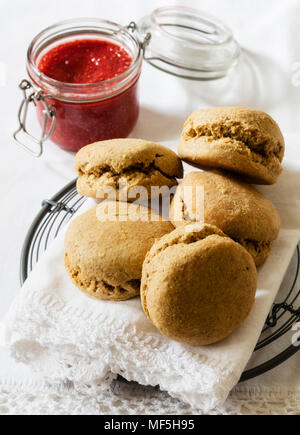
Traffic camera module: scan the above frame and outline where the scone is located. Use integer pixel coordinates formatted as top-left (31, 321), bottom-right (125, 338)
top-left (178, 107), bottom-right (285, 184)
top-left (141, 224), bottom-right (257, 346)
top-left (170, 171), bottom-right (280, 266)
top-left (75, 138), bottom-right (183, 200)
top-left (65, 202), bottom-right (174, 301)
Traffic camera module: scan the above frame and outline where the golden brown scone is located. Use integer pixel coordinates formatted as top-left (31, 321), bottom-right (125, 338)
top-left (141, 224), bottom-right (257, 346)
top-left (178, 107), bottom-right (285, 184)
top-left (65, 203), bottom-right (174, 301)
top-left (170, 171), bottom-right (281, 266)
top-left (75, 138), bottom-right (183, 200)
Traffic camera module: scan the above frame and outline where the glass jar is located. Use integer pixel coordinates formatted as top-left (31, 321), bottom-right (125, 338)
top-left (16, 18), bottom-right (143, 155)
top-left (14, 7), bottom-right (240, 157)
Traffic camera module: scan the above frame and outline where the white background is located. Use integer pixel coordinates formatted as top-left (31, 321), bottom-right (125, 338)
top-left (0, 0), bottom-right (300, 413)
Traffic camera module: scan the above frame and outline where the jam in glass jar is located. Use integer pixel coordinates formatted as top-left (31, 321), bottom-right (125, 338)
top-left (24, 18), bottom-right (143, 153)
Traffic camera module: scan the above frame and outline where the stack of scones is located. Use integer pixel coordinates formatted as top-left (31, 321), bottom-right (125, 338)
top-left (65, 107), bottom-right (284, 346)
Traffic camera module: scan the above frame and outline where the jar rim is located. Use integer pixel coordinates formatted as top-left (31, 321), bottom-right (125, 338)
top-left (27, 17), bottom-right (142, 92)
top-left (137, 5), bottom-right (240, 80)
top-left (150, 6), bottom-right (233, 47)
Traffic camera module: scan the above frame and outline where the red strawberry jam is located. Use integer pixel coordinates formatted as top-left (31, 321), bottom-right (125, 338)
top-left (39, 39), bottom-right (133, 84)
top-left (36, 39), bottom-right (139, 151)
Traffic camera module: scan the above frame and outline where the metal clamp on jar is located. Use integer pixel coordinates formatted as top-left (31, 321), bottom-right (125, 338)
top-left (13, 6), bottom-right (240, 156)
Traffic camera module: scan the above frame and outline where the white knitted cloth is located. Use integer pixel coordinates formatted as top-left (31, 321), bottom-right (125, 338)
top-left (0, 375), bottom-right (300, 415)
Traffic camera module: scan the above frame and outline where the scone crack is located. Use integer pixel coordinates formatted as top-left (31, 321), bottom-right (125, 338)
top-left (184, 122), bottom-right (283, 165)
top-left (175, 194), bottom-right (199, 223)
top-left (65, 252), bottom-right (141, 297)
top-left (145, 227), bottom-right (227, 264)
top-left (233, 238), bottom-right (272, 254)
top-left (78, 160), bottom-right (179, 186)
top-left (99, 278), bottom-right (141, 295)
top-left (70, 270), bottom-right (140, 297)
top-left (102, 280), bottom-right (115, 292)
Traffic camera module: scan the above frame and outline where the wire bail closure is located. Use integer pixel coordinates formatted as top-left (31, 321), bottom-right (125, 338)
top-left (13, 80), bottom-right (56, 158)
top-left (127, 22), bottom-right (151, 55)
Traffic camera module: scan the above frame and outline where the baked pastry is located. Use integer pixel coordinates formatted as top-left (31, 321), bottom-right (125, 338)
top-left (75, 138), bottom-right (183, 200)
top-left (170, 171), bottom-right (280, 266)
top-left (178, 107), bottom-right (284, 184)
top-left (65, 202), bottom-right (174, 301)
top-left (141, 224), bottom-right (257, 346)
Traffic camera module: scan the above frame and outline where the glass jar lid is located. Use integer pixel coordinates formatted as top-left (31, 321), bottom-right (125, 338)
top-left (136, 6), bottom-right (240, 80)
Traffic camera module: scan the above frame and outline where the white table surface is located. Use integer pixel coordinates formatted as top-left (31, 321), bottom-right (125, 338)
top-left (0, 0), bottom-right (300, 415)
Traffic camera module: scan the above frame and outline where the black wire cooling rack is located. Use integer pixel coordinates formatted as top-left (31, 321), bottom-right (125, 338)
top-left (20, 179), bottom-right (300, 383)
